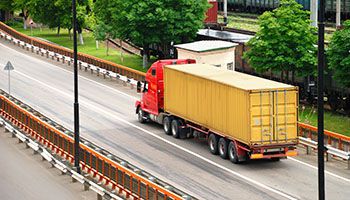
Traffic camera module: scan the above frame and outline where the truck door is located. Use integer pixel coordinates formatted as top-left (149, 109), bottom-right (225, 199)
top-left (250, 89), bottom-right (298, 144)
top-left (273, 90), bottom-right (298, 143)
top-left (144, 67), bottom-right (159, 114)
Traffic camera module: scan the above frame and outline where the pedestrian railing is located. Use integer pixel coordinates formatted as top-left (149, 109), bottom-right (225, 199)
top-left (0, 21), bottom-right (145, 82)
top-left (0, 90), bottom-right (194, 200)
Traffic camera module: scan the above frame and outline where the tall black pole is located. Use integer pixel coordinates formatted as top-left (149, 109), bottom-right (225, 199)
top-left (317, 0), bottom-right (325, 199)
top-left (72, 0), bottom-right (80, 174)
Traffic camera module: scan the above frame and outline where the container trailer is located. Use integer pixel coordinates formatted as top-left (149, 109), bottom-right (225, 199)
top-left (135, 60), bottom-right (298, 163)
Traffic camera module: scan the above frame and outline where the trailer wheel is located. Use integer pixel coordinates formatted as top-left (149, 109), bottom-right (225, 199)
top-left (228, 141), bottom-right (239, 164)
top-left (137, 109), bottom-right (146, 124)
top-left (208, 134), bottom-right (218, 155)
top-left (218, 138), bottom-right (228, 159)
top-left (171, 119), bottom-right (180, 138)
top-left (163, 116), bottom-right (172, 135)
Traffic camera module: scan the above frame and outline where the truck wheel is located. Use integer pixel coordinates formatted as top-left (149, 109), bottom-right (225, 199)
top-left (163, 116), bottom-right (172, 135)
top-left (228, 141), bottom-right (239, 164)
top-left (137, 109), bottom-right (146, 124)
top-left (171, 119), bottom-right (180, 138)
top-left (218, 138), bottom-right (228, 159)
top-left (208, 134), bottom-right (218, 155)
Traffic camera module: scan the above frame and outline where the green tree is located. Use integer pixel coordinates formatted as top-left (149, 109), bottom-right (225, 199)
top-left (94, 0), bottom-right (209, 68)
top-left (243, 0), bottom-right (317, 82)
top-left (28, 0), bottom-right (89, 43)
top-left (0, 0), bottom-right (14, 22)
top-left (327, 20), bottom-right (350, 88)
top-left (13, 0), bottom-right (30, 29)
top-left (0, 0), bottom-right (14, 11)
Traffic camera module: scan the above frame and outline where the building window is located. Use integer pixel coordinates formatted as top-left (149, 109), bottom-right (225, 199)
top-left (227, 62), bottom-right (234, 70)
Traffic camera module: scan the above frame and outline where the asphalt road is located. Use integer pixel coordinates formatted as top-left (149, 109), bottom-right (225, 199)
top-left (0, 39), bottom-right (349, 200)
top-left (0, 129), bottom-right (96, 200)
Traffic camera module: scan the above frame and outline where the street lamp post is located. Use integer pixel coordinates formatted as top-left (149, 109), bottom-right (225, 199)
top-left (72, 0), bottom-right (80, 174)
top-left (317, 0), bottom-right (325, 199)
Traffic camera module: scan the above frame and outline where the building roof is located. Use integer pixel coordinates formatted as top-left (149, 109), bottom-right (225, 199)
top-left (197, 29), bottom-right (254, 43)
top-left (174, 40), bottom-right (238, 53)
top-left (165, 64), bottom-right (296, 91)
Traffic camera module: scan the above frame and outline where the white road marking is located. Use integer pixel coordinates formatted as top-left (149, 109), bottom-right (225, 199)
top-left (288, 157), bottom-right (350, 183)
top-left (2, 40), bottom-right (350, 197)
top-left (2, 41), bottom-right (348, 183)
top-left (13, 70), bottom-right (298, 200)
top-left (0, 42), bottom-right (138, 101)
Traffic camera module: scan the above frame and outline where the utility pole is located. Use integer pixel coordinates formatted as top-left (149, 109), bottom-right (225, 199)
top-left (72, 0), bottom-right (81, 174)
top-left (317, 0), bottom-right (325, 199)
top-left (223, 0), bottom-right (228, 24)
top-left (310, 0), bottom-right (318, 27)
top-left (336, 0), bottom-right (341, 28)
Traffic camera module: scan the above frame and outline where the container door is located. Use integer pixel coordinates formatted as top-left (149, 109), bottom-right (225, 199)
top-left (250, 91), bottom-right (275, 144)
top-left (250, 89), bottom-right (298, 145)
top-left (273, 90), bottom-right (298, 143)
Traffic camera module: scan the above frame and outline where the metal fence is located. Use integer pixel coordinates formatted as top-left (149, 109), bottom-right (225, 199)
top-left (0, 90), bottom-right (193, 200)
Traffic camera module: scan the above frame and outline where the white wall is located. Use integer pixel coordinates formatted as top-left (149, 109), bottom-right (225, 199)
top-left (177, 47), bottom-right (236, 71)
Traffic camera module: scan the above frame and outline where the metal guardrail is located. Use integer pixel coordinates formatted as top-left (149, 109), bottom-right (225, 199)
top-left (0, 30), bottom-right (139, 87)
top-left (1, 20), bottom-right (349, 162)
top-left (298, 122), bottom-right (350, 152)
top-left (299, 136), bottom-right (350, 169)
top-left (0, 90), bottom-right (195, 200)
top-left (0, 21), bottom-right (146, 82)
top-left (0, 117), bottom-right (124, 200)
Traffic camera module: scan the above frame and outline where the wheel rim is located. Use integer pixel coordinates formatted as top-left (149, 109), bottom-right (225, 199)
top-left (172, 122), bottom-right (177, 136)
top-left (209, 138), bottom-right (214, 151)
top-left (164, 118), bottom-right (170, 132)
top-left (138, 110), bottom-right (143, 121)
top-left (219, 142), bottom-right (224, 155)
top-left (229, 144), bottom-right (234, 160)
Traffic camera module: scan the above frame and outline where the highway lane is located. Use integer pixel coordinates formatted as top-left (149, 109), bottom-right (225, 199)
top-left (1, 39), bottom-right (349, 200)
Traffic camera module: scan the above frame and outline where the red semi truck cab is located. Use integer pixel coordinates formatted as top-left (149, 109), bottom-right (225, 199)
top-left (135, 59), bottom-right (195, 121)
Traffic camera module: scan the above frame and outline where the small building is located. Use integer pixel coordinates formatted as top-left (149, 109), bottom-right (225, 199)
top-left (175, 40), bottom-right (238, 71)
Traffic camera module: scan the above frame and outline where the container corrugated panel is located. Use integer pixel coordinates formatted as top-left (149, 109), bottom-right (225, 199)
top-left (164, 64), bottom-right (298, 146)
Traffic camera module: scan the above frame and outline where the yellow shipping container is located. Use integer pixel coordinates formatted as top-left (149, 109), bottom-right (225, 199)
top-left (164, 64), bottom-right (298, 146)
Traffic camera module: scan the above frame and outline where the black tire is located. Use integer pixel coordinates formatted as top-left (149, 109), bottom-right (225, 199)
top-left (163, 116), bottom-right (172, 135)
top-left (171, 119), bottom-right (180, 138)
top-left (208, 134), bottom-right (219, 155)
top-left (228, 141), bottom-right (240, 164)
top-left (218, 138), bottom-right (228, 159)
top-left (137, 109), bottom-right (146, 124)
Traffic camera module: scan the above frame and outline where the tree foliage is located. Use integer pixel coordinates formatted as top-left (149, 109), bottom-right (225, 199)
top-left (327, 20), bottom-right (350, 88)
top-left (0, 0), bottom-right (14, 11)
top-left (94, 0), bottom-right (209, 67)
top-left (243, 0), bottom-right (317, 79)
top-left (27, 0), bottom-right (89, 35)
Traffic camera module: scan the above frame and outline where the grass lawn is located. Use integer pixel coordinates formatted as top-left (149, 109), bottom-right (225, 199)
top-left (5, 21), bottom-right (349, 136)
top-left (8, 22), bottom-right (148, 72)
top-left (299, 105), bottom-right (350, 137)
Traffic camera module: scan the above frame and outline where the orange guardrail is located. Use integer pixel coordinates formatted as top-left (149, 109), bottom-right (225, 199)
top-left (0, 91), bottom-right (192, 200)
top-left (0, 21), bottom-right (146, 81)
top-left (298, 122), bottom-right (350, 151)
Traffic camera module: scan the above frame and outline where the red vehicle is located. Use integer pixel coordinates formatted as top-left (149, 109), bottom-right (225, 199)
top-left (135, 60), bottom-right (298, 163)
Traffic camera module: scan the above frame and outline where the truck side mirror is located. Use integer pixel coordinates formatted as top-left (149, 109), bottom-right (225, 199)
top-left (137, 81), bottom-right (142, 93)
